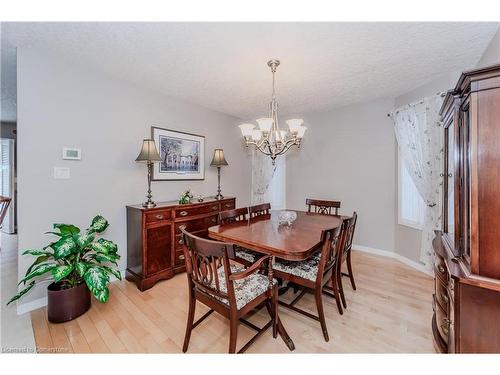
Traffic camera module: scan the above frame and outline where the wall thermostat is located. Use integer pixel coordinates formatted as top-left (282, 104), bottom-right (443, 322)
top-left (62, 147), bottom-right (81, 160)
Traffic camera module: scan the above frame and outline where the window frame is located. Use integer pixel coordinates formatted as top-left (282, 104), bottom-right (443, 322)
top-left (397, 150), bottom-right (424, 231)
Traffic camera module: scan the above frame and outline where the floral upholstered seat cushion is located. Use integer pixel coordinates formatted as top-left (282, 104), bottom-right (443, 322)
top-left (273, 251), bottom-right (323, 282)
top-left (235, 247), bottom-right (261, 263)
top-left (210, 264), bottom-right (277, 310)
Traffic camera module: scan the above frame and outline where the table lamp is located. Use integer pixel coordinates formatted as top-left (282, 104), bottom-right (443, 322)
top-left (135, 139), bottom-right (162, 208)
top-left (210, 149), bottom-right (228, 200)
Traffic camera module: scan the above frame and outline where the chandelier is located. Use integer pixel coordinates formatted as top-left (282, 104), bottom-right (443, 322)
top-left (238, 60), bottom-right (307, 164)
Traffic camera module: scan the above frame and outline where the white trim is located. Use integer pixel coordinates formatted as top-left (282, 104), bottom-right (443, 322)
top-left (352, 243), bottom-right (433, 277)
top-left (15, 268), bottom-right (126, 315)
top-left (17, 296), bottom-right (47, 316)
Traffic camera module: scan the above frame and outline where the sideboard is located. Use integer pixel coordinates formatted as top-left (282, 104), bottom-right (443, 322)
top-left (126, 196), bottom-right (236, 291)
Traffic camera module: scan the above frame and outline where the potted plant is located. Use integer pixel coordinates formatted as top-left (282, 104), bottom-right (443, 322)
top-left (179, 189), bottom-right (193, 204)
top-left (7, 215), bottom-right (121, 323)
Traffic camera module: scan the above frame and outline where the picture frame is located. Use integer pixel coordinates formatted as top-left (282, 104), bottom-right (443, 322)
top-left (151, 126), bottom-right (205, 181)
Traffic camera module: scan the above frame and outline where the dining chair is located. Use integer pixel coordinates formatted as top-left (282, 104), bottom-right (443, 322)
top-left (249, 203), bottom-right (271, 218)
top-left (337, 212), bottom-right (358, 309)
top-left (0, 196), bottom-right (12, 229)
top-left (180, 228), bottom-right (280, 354)
top-left (219, 207), bottom-right (261, 266)
top-left (306, 198), bottom-right (341, 216)
top-left (272, 223), bottom-right (346, 341)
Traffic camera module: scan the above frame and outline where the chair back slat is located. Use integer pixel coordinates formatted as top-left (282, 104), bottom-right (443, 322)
top-left (219, 207), bottom-right (248, 225)
top-left (306, 198), bottom-right (341, 216)
top-left (0, 196), bottom-right (12, 228)
top-left (317, 225), bottom-right (344, 281)
top-left (342, 212), bottom-right (357, 254)
top-left (181, 228), bottom-right (236, 303)
top-left (249, 203), bottom-right (271, 218)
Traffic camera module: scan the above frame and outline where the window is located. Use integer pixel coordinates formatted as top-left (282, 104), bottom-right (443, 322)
top-left (267, 156), bottom-right (286, 210)
top-left (398, 151), bottom-right (424, 230)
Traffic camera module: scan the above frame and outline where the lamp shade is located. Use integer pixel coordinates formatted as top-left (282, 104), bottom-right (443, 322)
top-left (135, 139), bottom-right (162, 163)
top-left (210, 149), bottom-right (229, 167)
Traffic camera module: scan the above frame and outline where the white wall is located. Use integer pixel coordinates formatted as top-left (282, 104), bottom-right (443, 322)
top-left (16, 48), bottom-right (252, 310)
top-left (476, 27), bottom-right (500, 67)
top-left (286, 97), bottom-right (396, 253)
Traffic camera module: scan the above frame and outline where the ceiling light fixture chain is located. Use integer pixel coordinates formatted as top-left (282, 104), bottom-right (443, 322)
top-left (238, 59), bottom-right (307, 165)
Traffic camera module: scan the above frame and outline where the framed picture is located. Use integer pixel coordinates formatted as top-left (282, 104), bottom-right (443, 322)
top-left (151, 126), bottom-right (205, 181)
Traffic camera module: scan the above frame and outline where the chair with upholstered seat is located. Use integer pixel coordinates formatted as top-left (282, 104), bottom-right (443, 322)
top-left (180, 227), bottom-right (281, 353)
top-left (306, 198), bottom-right (341, 216)
top-left (272, 224), bottom-right (346, 341)
top-left (337, 212), bottom-right (358, 309)
top-left (249, 203), bottom-right (271, 218)
top-left (219, 207), bottom-right (262, 266)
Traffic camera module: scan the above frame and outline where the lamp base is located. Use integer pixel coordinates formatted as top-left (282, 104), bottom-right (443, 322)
top-left (215, 194), bottom-right (224, 200)
top-left (142, 201), bottom-right (157, 208)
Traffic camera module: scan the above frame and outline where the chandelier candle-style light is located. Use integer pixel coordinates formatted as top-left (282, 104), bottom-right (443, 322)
top-left (239, 60), bottom-right (307, 164)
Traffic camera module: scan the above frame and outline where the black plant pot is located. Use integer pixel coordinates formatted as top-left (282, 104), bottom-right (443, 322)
top-left (47, 281), bottom-right (91, 323)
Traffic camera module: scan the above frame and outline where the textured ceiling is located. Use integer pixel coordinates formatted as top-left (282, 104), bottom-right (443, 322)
top-left (1, 22), bottom-right (499, 121)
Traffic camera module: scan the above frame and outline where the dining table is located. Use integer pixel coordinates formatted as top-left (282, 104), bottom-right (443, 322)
top-left (208, 210), bottom-right (346, 261)
top-left (207, 209), bottom-right (346, 350)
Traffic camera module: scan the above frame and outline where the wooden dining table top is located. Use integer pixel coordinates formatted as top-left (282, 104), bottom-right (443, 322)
top-left (208, 210), bottom-right (346, 261)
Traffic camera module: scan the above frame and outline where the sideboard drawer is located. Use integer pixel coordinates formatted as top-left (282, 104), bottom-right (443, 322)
top-left (175, 215), bottom-right (218, 234)
top-left (145, 210), bottom-right (172, 224)
top-left (175, 248), bottom-right (186, 266)
top-left (434, 255), bottom-right (449, 283)
top-left (220, 200), bottom-right (235, 211)
top-left (435, 277), bottom-right (450, 311)
top-left (175, 203), bottom-right (220, 218)
top-left (434, 295), bottom-right (450, 344)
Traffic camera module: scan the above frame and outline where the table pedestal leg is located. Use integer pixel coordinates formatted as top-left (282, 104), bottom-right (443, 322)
top-left (265, 303), bottom-right (295, 351)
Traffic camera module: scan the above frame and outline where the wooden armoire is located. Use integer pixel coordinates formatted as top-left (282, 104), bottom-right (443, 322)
top-left (433, 64), bottom-right (500, 353)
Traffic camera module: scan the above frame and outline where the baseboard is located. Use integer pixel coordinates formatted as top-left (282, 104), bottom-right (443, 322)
top-left (17, 296), bottom-right (47, 316)
top-left (352, 243), bottom-right (434, 277)
top-left (15, 268), bottom-right (126, 315)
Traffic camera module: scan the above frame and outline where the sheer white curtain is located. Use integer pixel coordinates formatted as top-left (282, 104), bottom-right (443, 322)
top-left (392, 93), bottom-right (444, 270)
top-left (251, 150), bottom-right (286, 209)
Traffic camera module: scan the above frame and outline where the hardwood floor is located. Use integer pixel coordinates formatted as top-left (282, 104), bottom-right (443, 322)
top-left (30, 250), bottom-right (435, 353)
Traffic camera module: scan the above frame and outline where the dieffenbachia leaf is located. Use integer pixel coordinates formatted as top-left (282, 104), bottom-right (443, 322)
top-left (74, 231), bottom-right (95, 249)
top-left (92, 286), bottom-right (109, 303)
top-left (88, 215), bottom-right (109, 234)
top-left (102, 266), bottom-right (122, 281)
top-left (88, 238), bottom-right (118, 255)
top-left (44, 231), bottom-right (63, 237)
top-left (25, 255), bottom-right (51, 277)
top-left (6, 281), bottom-right (36, 305)
top-left (51, 265), bottom-right (74, 283)
top-left (18, 263), bottom-right (57, 285)
top-left (51, 236), bottom-right (77, 259)
top-left (92, 253), bottom-right (120, 265)
top-left (53, 223), bottom-right (80, 236)
top-left (84, 267), bottom-right (109, 292)
top-left (75, 262), bottom-right (90, 277)
top-left (22, 249), bottom-right (53, 256)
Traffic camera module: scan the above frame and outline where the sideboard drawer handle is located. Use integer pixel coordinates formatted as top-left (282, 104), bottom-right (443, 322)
top-left (178, 239), bottom-right (184, 245)
top-left (438, 265), bottom-right (445, 274)
top-left (179, 211), bottom-right (188, 217)
top-left (212, 205), bottom-right (218, 211)
top-left (211, 217), bottom-right (217, 223)
top-left (179, 225), bottom-right (187, 231)
top-left (225, 203), bottom-right (231, 208)
top-left (179, 254), bottom-right (185, 260)
top-left (155, 214), bottom-right (164, 220)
